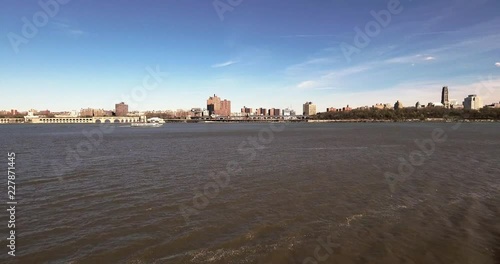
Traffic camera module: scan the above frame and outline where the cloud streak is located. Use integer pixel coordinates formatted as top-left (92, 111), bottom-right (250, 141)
top-left (211, 60), bottom-right (238, 68)
top-left (495, 62), bottom-right (500, 67)
top-left (296, 64), bottom-right (371, 90)
top-left (51, 21), bottom-right (86, 37)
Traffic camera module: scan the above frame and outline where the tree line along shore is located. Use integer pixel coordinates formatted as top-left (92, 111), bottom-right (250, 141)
top-left (312, 107), bottom-right (500, 121)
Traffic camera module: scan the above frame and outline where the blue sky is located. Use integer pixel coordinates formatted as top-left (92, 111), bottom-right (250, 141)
top-left (1, 0), bottom-right (499, 112)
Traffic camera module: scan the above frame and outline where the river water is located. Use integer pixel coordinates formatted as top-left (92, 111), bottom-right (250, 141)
top-left (0, 122), bottom-right (499, 263)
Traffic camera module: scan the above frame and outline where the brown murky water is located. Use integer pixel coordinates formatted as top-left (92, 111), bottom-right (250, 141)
top-left (1, 122), bottom-right (499, 263)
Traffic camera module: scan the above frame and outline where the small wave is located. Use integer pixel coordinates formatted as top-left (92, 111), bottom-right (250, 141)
top-left (189, 247), bottom-right (251, 263)
top-left (344, 214), bottom-right (364, 227)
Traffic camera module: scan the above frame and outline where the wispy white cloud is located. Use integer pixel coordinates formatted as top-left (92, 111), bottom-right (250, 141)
top-left (51, 21), bottom-right (86, 37)
top-left (297, 80), bottom-right (317, 89)
top-left (322, 65), bottom-right (371, 79)
top-left (385, 54), bottom-right (436, 64)
top-left (285, 57), bottom-right (334, 75)
top-left (286, 17), bottom-right (500, 104)
top-left (211, 60), bottom-right (238, 68)
top-left (296, 64), bottom-right (371, 90)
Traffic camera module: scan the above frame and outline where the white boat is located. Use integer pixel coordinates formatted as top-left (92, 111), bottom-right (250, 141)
top-left (130, 117), bottom-right (165, 127)
top-left (147, 117), bottom-right (165, 124)
top-left (130, 122), bottom-right (163, 127)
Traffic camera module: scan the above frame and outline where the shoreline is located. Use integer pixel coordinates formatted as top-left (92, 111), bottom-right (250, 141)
top-left (307, 119), bottom-right (500, 123)
top-left (1, 119), bottom-right (499, 125)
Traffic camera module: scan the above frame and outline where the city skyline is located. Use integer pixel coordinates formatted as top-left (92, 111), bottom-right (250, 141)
top-left (2, 84), bottom-right (498, 115)
top-left (2, 0), bottom-right (500, 112)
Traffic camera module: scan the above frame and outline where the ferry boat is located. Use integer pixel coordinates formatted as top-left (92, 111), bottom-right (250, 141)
top-left (131, 117), bottom-right (165, 127)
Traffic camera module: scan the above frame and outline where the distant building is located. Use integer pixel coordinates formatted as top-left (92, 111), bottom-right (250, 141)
top-left (241, 107), bottom-right (253, 114)
top-left (174, 109), bottom-right (191, 119)
top-left (303, 102), bottom-right (317, 116)
top-left (441, 86), bottom-right (450, 108)
top-left (374, 103), bottom-right (393, 110)
top-left (50, 110), bottom-right (76, 118)
top-left (449, 99), bottom-right (463, 109)
top-left (394, 100), bottom-right (404, 110)
top-left (327, 107), bottom-right (337, 112)
top-left (415, 102), bottom-right (421, 108)
top-left (427, 102), bottom-right (444, 108)
top-left (342, 105), bottom-right (352, 112)
top-left (267, 108), bottom-right (280, 116)
top-left (207, 95), bottom-right (219, 115)
top-left (115, 102), bottom-right (128, 116)
top-left (38, 110), bottom-right (51, 116)
top-left (24, 111), bottom-right (40, 122)
top-left (190, 108), bottom-right (204, 118)
top-left (485, 102), bottom-right (500, 108)
top-left (256, 108), bottom-right (267, 116)
top-left (80, 108), bottom-right (105, 117)
top-left (282, 108), bottom-right (294, 116)
top-left (207, 94), bottom-right (231, 116)
top-left (463, 95), bottom-right (483, 110)
top-left (220, 100), bottom-right (231, 116)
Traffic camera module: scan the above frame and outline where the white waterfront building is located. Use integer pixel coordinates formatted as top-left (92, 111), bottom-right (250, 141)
top-left (463, 95), bottom-right (483, 110)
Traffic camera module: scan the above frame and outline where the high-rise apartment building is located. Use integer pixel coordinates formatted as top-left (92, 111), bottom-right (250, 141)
top-left (255, 108), bottom-right (267, 116)
top-left (267, 108), bottom-right (281, 116)
top-left (241, 107), bottom-right (253, 114)
top-left (220, 100), bottom-right (231, 116)
top-left (463, 95), bottom-right (483, 110)
top-left (441, 86), bottom-right (450, 108)
top-left (303, 102), bottom-right (317, 116)
top-left (115, 102), bottom-right (128, 116)
top-left (207, 94), bottom-right (231, 116)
